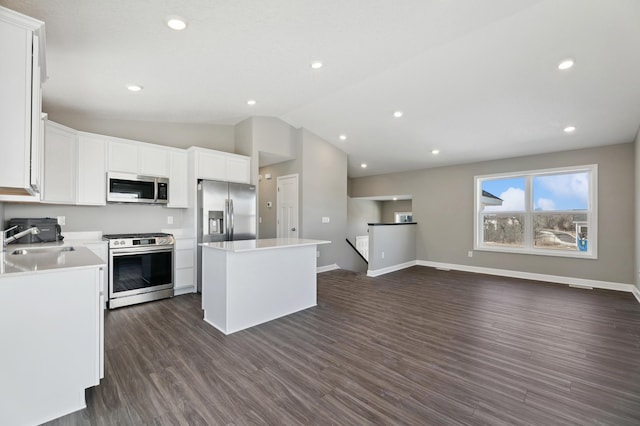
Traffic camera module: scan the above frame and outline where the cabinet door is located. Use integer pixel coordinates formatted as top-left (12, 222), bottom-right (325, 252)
top-left (139, 145), bottom-right (169, 177)
top-left (0, 21), bottom-right (33, 194)
top-left (107, 140), bottom-right (138, 173)
top-left (77, 133), bottom-right (106, 205)
top-left (226, 156), bottom-right (251, 183)
top-left (168, 150), bottom-right (188, 208)
top-left (43, 122), bottom-right (77, 204)
top-left (196, 151), bottom-right (226, 180)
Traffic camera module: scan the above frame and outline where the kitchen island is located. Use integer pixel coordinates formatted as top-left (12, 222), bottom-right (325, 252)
top-left (199, 238), bottom-right (330, 335)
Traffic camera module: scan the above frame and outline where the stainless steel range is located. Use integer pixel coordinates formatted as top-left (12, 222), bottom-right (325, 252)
top-left (103, 233), bottom-right (174, 309)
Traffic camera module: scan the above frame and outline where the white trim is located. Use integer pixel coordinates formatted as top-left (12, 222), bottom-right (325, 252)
top-left (632, 286), bottom-right (640, 304)
top-left (415, 260), bottom-right (635, 294)
top-left (173, 286), bottom-right (195, 296)
top-left (367, 261), bottom-right (417, 277)
top-left (317, 263), bottom-right (340, 273)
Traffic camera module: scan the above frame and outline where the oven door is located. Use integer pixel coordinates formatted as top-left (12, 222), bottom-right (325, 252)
top-left (109, 245), bottom-right (174, 300)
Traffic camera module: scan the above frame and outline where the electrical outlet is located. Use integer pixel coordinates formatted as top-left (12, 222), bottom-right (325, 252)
top-left (57, 216), bottom-right (65, 226)
top-left (381, 251), bottom-right (385, 259)
top-left (167, 216), bottom-right (173, 225)
top-left (468, 251), bottom-right (473, 258)
top-left (259, 217), bottom-right (262, 223)
top-left (322, 217), bottom-right (330, 223)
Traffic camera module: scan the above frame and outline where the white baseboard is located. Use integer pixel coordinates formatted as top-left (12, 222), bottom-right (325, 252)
top-left (632, 286), bottom-right (640, 303)
top-left (317, 263), bottom-right (340, 273)
top-left (367, 260), bottom-right (417, 277)
top-left (416, 260), bottom-right (636, 295)
top-left (174, 286), bottom-right (195, 296)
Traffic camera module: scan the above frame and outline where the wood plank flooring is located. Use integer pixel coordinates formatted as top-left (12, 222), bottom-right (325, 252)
top-left (45, 266), bottom-right (640, 425)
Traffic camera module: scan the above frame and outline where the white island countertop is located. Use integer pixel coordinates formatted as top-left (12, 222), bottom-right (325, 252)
top-left (200, 238), bottom-right (330, 253)
top-left (0, 243), bottom-right (106, 277)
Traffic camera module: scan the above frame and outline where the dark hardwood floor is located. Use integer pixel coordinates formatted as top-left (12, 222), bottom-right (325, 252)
top-left (45, 266), bottom-right (640, 425)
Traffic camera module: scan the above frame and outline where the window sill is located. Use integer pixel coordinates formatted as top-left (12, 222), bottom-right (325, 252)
top-left (474, 245), bottom-right (597, 260)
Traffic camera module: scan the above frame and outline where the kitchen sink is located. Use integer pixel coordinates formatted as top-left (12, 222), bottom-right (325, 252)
top-left (10, 246), bottom-right (76, 256)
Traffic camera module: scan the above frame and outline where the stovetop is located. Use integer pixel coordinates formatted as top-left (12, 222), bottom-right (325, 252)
top-left (103, 232), bottom-right (172, 239)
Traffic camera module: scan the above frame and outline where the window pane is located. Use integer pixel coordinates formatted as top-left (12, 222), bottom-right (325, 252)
top-left (533, 172), bottom-right (589, 211)
top-left (533, 213), bottom-right (588, 251)
top-left (482, 214), bottom-right (524, 247)
top-left (481, 177), bottom-right (525, 212)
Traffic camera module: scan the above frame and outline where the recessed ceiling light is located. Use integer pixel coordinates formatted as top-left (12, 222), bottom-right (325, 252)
top-left (393, 111), bottom-right (403, 118)
top-left (339, 134), bottom-right (347, 141)
top-left (431, 149), bottom-right (440, 155)
top-left (558, 58), bottom-right (574, 70)
top-left (126, 84), bottom-right (143, 92)
top-left (311, 61), bottom-right (323, 69)
top-left (564, 125), bottom-right (576, 133)
top-left (361, 163), bottom-right (367, 168)
top-left (393, 197), bottom-right (398, 201)
top-left (166, 16), bottom-right (187, 31)
top-left (247, 99), bottom-right (256, 106)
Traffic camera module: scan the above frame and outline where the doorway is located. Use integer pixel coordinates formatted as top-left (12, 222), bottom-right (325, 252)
top-left (277, 174), bottom-right (299, 238)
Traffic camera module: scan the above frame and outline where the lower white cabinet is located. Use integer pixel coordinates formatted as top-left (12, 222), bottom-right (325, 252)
top-left (174, 237), bottom-right (195, 294)
top-left (0, 266), bottom-right (102, 426)
top-left (43, 121), bottom-right (77, 204)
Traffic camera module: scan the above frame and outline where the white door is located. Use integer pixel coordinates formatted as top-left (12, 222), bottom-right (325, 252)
top-left (277, 174), bottom-right (299, 238)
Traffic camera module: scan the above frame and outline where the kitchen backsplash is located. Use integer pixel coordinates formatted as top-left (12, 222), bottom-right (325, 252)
top-left (3, 203), bottom-right (184, 234)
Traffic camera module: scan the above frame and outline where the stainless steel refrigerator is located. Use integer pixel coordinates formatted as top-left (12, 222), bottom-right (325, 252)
top-left (197, 179), bottom-right (257, 292)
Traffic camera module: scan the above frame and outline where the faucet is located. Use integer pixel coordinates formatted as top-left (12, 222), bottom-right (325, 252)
top-left (2, 226), bottom-right (40, 252)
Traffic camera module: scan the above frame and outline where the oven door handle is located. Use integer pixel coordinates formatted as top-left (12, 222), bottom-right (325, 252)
top-left (111, 246), bottom-right (174, 256)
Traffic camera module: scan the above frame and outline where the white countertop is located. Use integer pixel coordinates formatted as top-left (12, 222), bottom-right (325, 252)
top-left (0, 243), bottom-right (106, 277)
top-left (200, 238), bottom-right (331, 253)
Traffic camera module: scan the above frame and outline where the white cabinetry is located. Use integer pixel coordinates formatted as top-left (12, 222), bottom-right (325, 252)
top-left (43, 121), bottom-right (77, 204)
top-left (77, 133), bottom-right (106, 206)
top-left (0, 7), bottom-right (46, 196)
top-left (107, 138), bottom-right (169, 177)
top-left (174, 237), bottom-right (195, 294)
top-left (107, 139), bottom-right (138, 173)
top-left (190, 147), bottom-right (250, 184)
top-left (168, 150), bottom-right (188, 208)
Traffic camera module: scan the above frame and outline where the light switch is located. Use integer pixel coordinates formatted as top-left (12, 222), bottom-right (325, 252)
top-left (322, 217), bottom-right (330, 223)
top-left (167, 216), bottom-right (173, 224)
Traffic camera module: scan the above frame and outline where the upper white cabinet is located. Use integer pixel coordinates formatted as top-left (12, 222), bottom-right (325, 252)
top-left (77, 132), bottom-right (106, 206)
top-left (107, 138), bottom-right (169, 177)
top-left (43, 121), bottom-right (77, 204)
top-left (168, 150), bottom-right (188, 208)
top-left (107, 139), bottom-right (138, 173)
top-left (190, 147), bottom-right (250, 184)
top-left (0, 6), bottom-right (46, 196)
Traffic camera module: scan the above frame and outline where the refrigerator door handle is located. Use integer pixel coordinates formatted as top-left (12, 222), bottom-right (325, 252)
top-left (229, 199), bottom-right (235, 240)
top-left (224, 199), bottom-right (230, 237)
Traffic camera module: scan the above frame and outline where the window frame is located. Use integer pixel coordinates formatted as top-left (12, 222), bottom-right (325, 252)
top-left (474, 164), bottom-right (598, 259)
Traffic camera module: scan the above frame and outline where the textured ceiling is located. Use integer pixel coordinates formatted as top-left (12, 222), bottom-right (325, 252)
top-left (1, 0), bottom-right (639, 177)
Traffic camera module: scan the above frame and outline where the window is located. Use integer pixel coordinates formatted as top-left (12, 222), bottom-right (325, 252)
top-left (474, 165), bottom-right (597, 258)
top-left (395, 212), bottom-right (413, 223)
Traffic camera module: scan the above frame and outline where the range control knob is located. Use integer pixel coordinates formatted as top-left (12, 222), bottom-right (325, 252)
top-left (113, 241), bottom-right (119, 246)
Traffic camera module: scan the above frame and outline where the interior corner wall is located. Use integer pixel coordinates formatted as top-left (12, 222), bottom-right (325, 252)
top-left (635, 129), bottom-right (640, 291)
top-left (44, 111), bottom-right (236, 152)
top-left (350, 143), bottom-right (635, 285)
top-left (347, 198), bottom-right (381, 241)
top-left (299, 129), bottom-right (350, 269)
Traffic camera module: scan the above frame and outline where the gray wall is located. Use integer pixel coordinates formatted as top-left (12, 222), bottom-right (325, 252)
top-left (299, 129), bottom-right (350, 269)
top-left (381, 199), bottom-right (413, 223)
top-left (368, 224), bottom-right (417, 272)
top-left (46, 111), bottom-right (235, 152)
top-left (4, 203), bottom-right (184, 234)
top-left (0, 202), bottom-right (4, 228)
top-left (347, 198), bottom-right (381, 242)
top-left (636, 129), bottom-right (640, 291)
top-left (351, 143), bottom-right (635, 285)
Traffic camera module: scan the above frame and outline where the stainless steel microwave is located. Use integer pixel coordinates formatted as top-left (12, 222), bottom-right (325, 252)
top-left (107, 172), bottom-right (169, 204)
